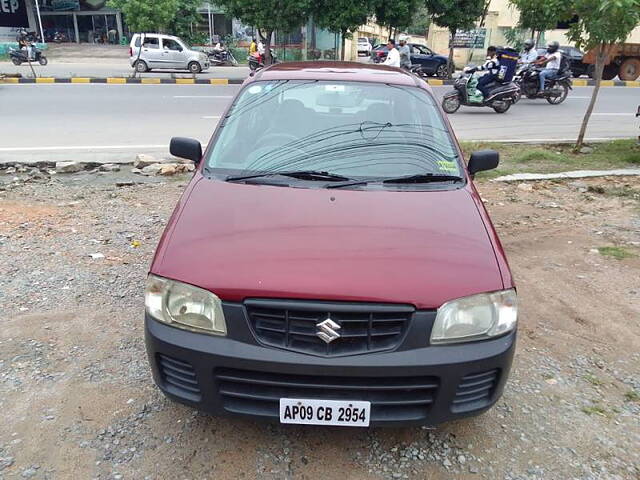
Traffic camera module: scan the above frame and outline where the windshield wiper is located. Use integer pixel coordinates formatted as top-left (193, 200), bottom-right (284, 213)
top-left (225, 170), bottom-right (351, 182)
top-left (382, 173), bottom-right (463, 184)
top-left (327, 173), bottom-right (463, 189)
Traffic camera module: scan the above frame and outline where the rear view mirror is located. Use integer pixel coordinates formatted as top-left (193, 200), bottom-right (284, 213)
top-left (468, 150), bottom-right (499, 175)
top-left (170, 137), bottom-right (202, 164)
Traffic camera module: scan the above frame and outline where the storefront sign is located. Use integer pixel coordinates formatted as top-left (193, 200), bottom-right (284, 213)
top-left (52, 0), bottom-right (80, 10)
top-left (452, 29), bottom-right (486, 49)
top-left (0, 0), bottom-right (29, 27)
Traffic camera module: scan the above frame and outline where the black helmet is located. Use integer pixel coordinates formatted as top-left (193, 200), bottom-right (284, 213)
top-left (524, 39), bottom-right (534, 50)
top-left (547, 41), bottom-right (559, 53)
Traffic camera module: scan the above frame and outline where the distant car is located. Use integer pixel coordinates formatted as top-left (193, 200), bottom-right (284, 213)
top-left (129, 33), bottom-right (210, 74)
top-left (357, 37), bottom-right (372, 56)
top-left (372, 43), bottom-right (449, 77)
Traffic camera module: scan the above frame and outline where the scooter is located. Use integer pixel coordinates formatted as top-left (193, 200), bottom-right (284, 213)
top-left (208, 48), bottom-right (238, 66)
top-left (514, 64), bottom-right (572, 104)
top-left (248, 50), bottom-right (278, 71)
top-left (441, 73), bottom-right (520, 114)
top-left (9, 45), bottom-right (48, 66)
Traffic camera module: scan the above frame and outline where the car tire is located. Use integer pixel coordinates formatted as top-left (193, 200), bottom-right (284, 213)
top-left (619, 58), bottom-right (640, 81)
top-left (134, 60), bottom-right (148, 73)
top-left (188, 61), bottom-right (202, 74)
top-left (435, 64), bottom-right (449, 78)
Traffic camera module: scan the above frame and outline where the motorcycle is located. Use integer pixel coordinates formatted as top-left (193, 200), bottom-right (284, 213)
top-left (208, 48), bottom-right (238, 66)
top-left (441, 73), bottom-right (520, 114)
top-left (9, 45), bottom-right (48, 66)
top-left (513, 64), bottom-right (572, 104)
top-left (248, 50), bottom-right (279, 71)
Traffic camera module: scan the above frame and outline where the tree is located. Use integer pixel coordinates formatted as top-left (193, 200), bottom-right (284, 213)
top-left (375, 0), bottom-right (419, 39)
top-left (167, 0), bottom-right (207, 44)
top-left (426, 0), bottom-right (487, 76)
top-left (313, 0), bottom-right (375, 60)
top-left (215, 0), bottom-right (311, 64)
top-left (107, 0), bottom-right (179, 33)
top-left (407, 6), bottom-right (431, 36)
top-left (566, 0), bottom-right (640, 149)
top-left (508, 0), bottom-right (570, 43)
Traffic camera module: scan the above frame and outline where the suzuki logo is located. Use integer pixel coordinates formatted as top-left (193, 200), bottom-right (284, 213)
top-left (316, 318), bottom-right (341, 344)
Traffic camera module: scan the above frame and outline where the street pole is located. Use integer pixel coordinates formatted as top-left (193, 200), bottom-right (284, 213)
top-left (34, 0), bottom-right (45, 44)
top-left (207, 3), bottom-right (213, 46)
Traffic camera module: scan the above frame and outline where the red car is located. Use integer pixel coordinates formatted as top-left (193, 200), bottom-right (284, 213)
top-left (145, 62), bottom-right (517, 427)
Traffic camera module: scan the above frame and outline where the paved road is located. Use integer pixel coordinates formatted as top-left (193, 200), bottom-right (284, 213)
top-left (0, 61), bottom-right (249, 80)
top-left (1, 83), bottom-right (638, 164)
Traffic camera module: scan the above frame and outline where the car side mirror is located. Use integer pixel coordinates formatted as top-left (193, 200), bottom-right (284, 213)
top-left (468, 150), bottom-right (499, 175)
top-left (170, 137), bottom-right (202, 164)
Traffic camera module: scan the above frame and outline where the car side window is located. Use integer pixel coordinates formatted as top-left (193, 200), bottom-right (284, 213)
top-left (142, 37), bottom-right (159, 49)
top-left (163, 39), bottom-right (181, 51)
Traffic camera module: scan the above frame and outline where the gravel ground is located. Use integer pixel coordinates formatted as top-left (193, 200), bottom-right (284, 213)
top-left (0, 169), bottom-right (639, 480)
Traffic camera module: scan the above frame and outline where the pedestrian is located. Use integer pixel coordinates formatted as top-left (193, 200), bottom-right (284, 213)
top-left (397, 36), bottom-right (411, 70)
top-left (383, 39), bottom-right (400, 68)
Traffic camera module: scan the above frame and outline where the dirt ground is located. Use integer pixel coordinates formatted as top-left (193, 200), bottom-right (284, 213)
top-left (0, 173), bottom-right (639, 480)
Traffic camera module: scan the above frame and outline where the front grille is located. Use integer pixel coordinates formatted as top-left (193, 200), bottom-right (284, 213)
top-left (245, 300), bottom-right (413, 357)
top-left (157, 354), bottom-right (201, 402)
top-left (452, 369), bottom-right (499, 413)
top-left (215, 368), bottom-right (439, 423)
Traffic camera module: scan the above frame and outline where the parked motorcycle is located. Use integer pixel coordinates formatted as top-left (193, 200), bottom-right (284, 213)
top-left (208, 48), bottom-right (238, 66)
top-left (248, 50), bottom-right (279, 71)
top-left (513, 64), bottom-right (572, 104)
top-left (441, 73), bottom-right (520, 114)
top-left (9, 46), bottom-right (48, 66)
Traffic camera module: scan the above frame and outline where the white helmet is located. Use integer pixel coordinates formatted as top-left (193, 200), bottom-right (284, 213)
top-left (398, 35), bottom-right (409, 43)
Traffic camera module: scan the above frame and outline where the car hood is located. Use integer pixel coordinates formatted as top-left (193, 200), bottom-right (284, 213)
top-left (152, 177), bottom-right (505, 309)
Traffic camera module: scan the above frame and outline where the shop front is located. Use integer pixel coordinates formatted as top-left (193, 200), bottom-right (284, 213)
top-left (38, 0), bottom-right (123, 43)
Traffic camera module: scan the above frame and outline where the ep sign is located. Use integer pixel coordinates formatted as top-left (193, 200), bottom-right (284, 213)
top-left (0, 0), bottom-right (29, 28)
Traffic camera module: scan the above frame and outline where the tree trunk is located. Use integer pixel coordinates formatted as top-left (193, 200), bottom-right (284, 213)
top-left (264, 29), bottom-right (273, 65)
top-left (340, 30), bottom-right (346, 61)
top-left (447, 28), bottom-right (456, 78)
top-left (575, 44), bottom-right (608, 150)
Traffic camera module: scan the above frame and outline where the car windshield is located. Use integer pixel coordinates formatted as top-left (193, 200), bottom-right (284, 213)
top-left (205, 80), bottom-right (461, 182)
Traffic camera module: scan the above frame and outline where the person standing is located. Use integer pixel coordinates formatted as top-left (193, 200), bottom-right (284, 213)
top-left (397, 36), bottom-right (411, 70)
top-left (383, 39), bottom-right (400, 68)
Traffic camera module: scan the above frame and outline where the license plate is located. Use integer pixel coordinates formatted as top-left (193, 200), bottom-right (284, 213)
top-left (279, 398), bottom-right (370, 427)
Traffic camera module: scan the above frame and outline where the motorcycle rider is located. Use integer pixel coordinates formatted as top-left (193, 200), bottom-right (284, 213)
top-left (16, 28), bottom-right (33, 61)
top-left (397, 35), bottom-right (411, 70)
top-left (533, 41), bottom-right (562, 93)
top-left (465, 46), bottom-right (500, 99)
top-left (519, 39), bottom-right (538, 65)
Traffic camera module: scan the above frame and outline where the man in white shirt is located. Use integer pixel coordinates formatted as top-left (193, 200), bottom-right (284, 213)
top-left (534, 41), bottom-right (562, 93)
top-left (383, 39), bottom-right (400, 68)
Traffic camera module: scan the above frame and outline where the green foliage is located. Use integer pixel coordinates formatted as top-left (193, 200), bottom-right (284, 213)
top-left (407, 6), bottom-right (431, 35)
top-left (597, 246), bottom-right (636, 260)
top-left (107, 0), bottom-right (179, 33)
top-left (215, 0), bottom-right (311, 38)
top-left (427, 0), bottom-right (486, 34)
top-left (167, 0), bottom-right (203, 43)
top-left (566, 0), bottom-right (640, 51)
top-left (508, 0), bottom-right (570, 35)
top-left (375, 0), bottom-right (420, 33)
top-left (503, 27), bottom-right (527, 50)
top-left (313, 0), bottom-right (374, 38)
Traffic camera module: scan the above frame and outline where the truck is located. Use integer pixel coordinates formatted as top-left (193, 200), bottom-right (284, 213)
top-left (582, 43), bottom-right (640, 81)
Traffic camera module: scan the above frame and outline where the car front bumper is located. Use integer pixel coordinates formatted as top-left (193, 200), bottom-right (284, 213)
top-left (145, 306), bottom-right (516, 427)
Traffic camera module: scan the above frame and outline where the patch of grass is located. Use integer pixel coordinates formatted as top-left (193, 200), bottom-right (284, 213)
top-left (581, 404), bottom-right (608, 416)
top-left (461, 139), bottom-right (640, 179)
top-left (624, 390), bottom-right (640, 402)
top-left (583, 373), bottom-right (605, 386)
top-left (597, 246), bottom-right (636, 260)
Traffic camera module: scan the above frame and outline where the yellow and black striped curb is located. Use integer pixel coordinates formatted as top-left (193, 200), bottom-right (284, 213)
top-left (0, 77), bottom-right (243, 85)
top-left (1, 77), bottom-right (638, 86)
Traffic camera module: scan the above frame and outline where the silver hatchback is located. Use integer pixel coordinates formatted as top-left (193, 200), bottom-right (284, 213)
top-left (129, 33), bottom-right (210, 73)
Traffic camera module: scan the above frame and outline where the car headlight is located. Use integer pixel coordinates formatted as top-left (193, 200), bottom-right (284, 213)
top-left (145, 274), bottom-right (227, 336)
top-left (431, 289), bottom-right (517, 344)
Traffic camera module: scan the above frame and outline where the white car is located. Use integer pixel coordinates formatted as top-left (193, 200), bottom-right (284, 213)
top-left (357, 37), bottom-right (372, 56)
top-left (129, 33), bottom-right (210, 74)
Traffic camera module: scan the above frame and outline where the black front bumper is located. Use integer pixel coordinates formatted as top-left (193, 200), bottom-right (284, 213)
top-left (145, 305), bottom-right (516, 427)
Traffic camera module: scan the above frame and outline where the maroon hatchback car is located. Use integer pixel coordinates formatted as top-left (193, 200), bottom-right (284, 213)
top-left (145, 62), bottom-right (517, 427)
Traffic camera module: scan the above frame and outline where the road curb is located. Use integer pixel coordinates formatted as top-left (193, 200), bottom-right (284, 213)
top-left (0, 77), bottom-right (243, 85)
top-left (1, 77), bottom-right (637, 86)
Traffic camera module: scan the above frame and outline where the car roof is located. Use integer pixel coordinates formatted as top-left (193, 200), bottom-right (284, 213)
top-left (249, 61), bottom-right (425, 88)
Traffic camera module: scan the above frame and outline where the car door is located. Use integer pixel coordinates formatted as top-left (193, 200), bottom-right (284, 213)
top-left (161, 38), bottom-right (186, 69)
top-left (140, 36), bottom-right (163, 68)
top-left (410, 44), bottom-right (437, 73)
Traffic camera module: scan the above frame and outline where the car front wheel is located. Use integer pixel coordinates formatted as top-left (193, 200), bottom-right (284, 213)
top-left (188, 61), bottom-right (202, 74)
top-left (435, 63), bottom-right (449, 78)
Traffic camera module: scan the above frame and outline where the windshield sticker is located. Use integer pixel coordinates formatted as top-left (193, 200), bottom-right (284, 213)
top-left (324, 84), bottom-right (346, 92)
top-left (437, 160), bottom-right (458, 173)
